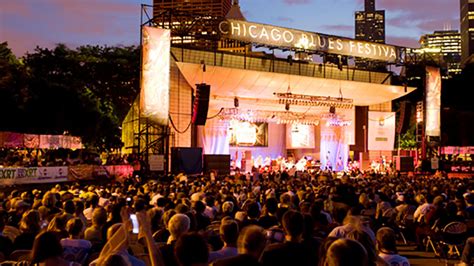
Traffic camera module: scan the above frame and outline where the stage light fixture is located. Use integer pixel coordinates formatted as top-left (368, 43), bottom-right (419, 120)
top-left (329, 106), bottom-right (336, 114)
top-left (234, 97), bottom-right (239, 108)
top-left (285, 103), bottom-right (290, 111)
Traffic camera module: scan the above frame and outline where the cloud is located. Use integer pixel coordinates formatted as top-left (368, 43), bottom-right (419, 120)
top-left (386, 36), bottom-right (419, 48)
top-left (1, 0), bottom-right (140, 56)
top-left (321, 24), bottom-right (353, 33)
top-left (380, 0), bottom-right (459, 33)
top-left (282, 0), bottom-right (311, 5)
top-left (276, 16), bottom-right (295, 23)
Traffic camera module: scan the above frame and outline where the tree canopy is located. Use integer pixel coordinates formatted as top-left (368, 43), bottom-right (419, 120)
top-left (0, 42), bottom-right (140, 150)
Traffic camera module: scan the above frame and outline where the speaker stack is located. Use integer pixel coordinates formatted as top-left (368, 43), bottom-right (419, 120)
top-left (192, 83), bottom-right (211, 126)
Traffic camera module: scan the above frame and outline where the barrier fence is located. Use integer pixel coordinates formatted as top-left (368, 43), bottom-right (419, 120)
top-left (0, 165), bottom-right (133, 186)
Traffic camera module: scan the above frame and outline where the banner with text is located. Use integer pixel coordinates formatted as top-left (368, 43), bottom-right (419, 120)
top-left (0, 166), bottom-right (68, 186)
top-left (368, 111), bottom-right (396, 151)
top-left (219, 19), bottom-right (401, 63)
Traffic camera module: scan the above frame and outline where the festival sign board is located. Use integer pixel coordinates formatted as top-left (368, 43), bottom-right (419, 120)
top-left (368, 111), bottom-right (396, 151)
top-left (219, 19), bottom-right (401, 63)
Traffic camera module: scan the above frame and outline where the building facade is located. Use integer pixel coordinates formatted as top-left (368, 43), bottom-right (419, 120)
top-left (420, 30), bottom-right (462, 76)
top-left (355, 0), bottom-right (385, 44)
top-left (461, 0), bottom-right (474, 65)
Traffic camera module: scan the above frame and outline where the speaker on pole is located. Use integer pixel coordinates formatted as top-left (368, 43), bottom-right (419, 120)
top-left (192, 83), bottom-right (210, 126)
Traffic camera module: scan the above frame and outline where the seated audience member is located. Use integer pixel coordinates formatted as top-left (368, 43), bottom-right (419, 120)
top-left (376, 227), bottom-right (410, 266)
top-left (328, 214), bottom-right (375, 242)
top-left (84, 207), bottom-right (107, 246)
top-left (347, 229), bottom-right (388, 266)
top-left (208, 218), bottom-right (239, 262)
top-left (455, 237), bottom-right (474, 266)
top-left (13, 209), bottom-right (41, 250)
top-left (213, 225), bottom-right (266, 266)
top-left (258, 198), bottom-right (279, 229)
top-left (61, 218), bottom-right (92, 264)
top-left (324, 238), bottom-right (368, 266)
top-left (30, 231), bottom-right (80, 266)
top-left (175, 232), bottom-right (209, 266)
top-left (260, 210), bottom-right (316, 266)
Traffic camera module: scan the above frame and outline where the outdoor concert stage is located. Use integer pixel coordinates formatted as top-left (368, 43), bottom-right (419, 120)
top-left (122, 17), bottom-right (417, 173)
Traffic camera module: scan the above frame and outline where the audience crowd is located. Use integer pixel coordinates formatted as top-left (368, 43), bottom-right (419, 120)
top-left (0, 169), bottom-right (474, 266)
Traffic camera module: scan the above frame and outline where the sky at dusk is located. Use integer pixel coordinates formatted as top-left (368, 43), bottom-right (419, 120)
top-left (0, 0), bottom-right (460, 57)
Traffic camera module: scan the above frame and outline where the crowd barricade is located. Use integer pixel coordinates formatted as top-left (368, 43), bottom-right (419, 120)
top-left (0, 165), bottom-right (133, 186)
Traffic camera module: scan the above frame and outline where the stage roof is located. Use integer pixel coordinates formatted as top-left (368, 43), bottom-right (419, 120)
top-left (176, 62), bottom-right (415, 113)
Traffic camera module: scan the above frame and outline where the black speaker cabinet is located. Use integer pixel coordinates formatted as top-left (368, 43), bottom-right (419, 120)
top-left (395, 156), bottom-right (414, 172)
top-left (192, 83), bottom-right (210, 125)
top-left (203, 155), bottom-right (231, 175)
top-left (171, 147), bottom-right (203, 175)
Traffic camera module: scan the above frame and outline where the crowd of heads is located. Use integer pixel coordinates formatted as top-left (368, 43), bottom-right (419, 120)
top-left (0, 168), bottom-right (473, 266)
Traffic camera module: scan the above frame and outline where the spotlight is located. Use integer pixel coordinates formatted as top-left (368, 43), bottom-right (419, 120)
top-left (234, 97), bottom-right (239, 108)
top-left (285, 103), bottom-right (290, 111)
top-left (329, 106), bottom-right (336, 114)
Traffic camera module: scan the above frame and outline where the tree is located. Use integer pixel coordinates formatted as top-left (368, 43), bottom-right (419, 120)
top-left (0, 43), bottom-right (140, 151)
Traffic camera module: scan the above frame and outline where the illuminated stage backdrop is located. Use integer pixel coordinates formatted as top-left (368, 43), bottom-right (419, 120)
top-left (368, 111), bottom-right (396, 151)
top-left (140, 26), bottom-right (170, 125)
top-left (229, 121), bottom-right (268, 147)
top-left (286, 124), bottom-right (315, 149)
top-left (425, 67), bottom-right (441, 137)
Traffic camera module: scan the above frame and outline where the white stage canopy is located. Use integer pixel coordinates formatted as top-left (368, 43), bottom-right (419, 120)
top-left (176, 62), bottom-right (416, 113)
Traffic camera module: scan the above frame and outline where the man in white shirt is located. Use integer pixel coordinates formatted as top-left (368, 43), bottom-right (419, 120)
top-left (413, 194), bottom-right (434, 223)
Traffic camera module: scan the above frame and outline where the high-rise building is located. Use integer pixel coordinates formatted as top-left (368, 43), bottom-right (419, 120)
top-left (153, 0), bottom-right (232, 18)
top-left (355, 0), bottom-right (385, 44)
top-left (420, 30), bottom-right (462, 76)
top-left (460, 0), bottom-right (474, 65)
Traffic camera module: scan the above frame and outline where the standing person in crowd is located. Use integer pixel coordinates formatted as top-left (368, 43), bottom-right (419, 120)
top-left (208, 218), bottom-right (239, 262)
top-left (175, 232), bottom-right (209, 266)
top-left (30, 231), bottom-right (80, 266)
top-left (213, 225), bottom-right (266, 266)
top-left (260, 210), bottom-right (316, 266)
top-left (61, 218), bottom-right (92, 265)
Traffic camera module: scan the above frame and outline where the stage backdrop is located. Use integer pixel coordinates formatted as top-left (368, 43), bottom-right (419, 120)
top-left (320, 123), bottom-right (349, 171)
top-left (368, 111), bottom-right (396, 151)
top-left (197, 119), bottom-right (230, 155)
top-left (286, 124), bottom-right (315, 149)
top-left (198, 120), bottom-right (285, 161)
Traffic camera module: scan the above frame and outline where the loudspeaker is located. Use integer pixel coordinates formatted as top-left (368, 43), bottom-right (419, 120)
top-left (192, 83), bottom-right (210, 125)
top-left (203, 155), bottom-right (231, 175)
top-left (395, 156), bottom-right (414, 172)
top-left (396, 101), bottom-right (411, 134)
top-left (171, 147), bottom-right (202, 175)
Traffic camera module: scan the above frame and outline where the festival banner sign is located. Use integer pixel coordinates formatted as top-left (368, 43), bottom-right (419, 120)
top-left (219, 19), bottom-right (401, 63)
top-left (0, 166), bottom-right (68, 186)
top-left (368, 111), bottom-right (396, 151)
top-left (140, 26), bottom-right (170, 125)
top-left (425, 66), bottom-right (441, 137)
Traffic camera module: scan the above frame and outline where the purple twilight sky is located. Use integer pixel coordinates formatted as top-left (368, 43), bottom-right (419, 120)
top-left (0, 0), bottom-right (459, 57)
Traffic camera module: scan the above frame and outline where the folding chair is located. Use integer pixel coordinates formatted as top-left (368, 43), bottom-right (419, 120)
top-left (426, 221), bottom-right (467, 258)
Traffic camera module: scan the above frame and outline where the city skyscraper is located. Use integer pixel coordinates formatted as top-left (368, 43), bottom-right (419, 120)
top-left (420, 30), bottom-right (462, 76)
top-left (152, 0), bottom-right (233, 47)
top-left (355, 0), bottom-right (385, 44)
top-left (153, 0), bottom-right (232, 18)
top-left (460, 0), bottom-right (474, 65)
